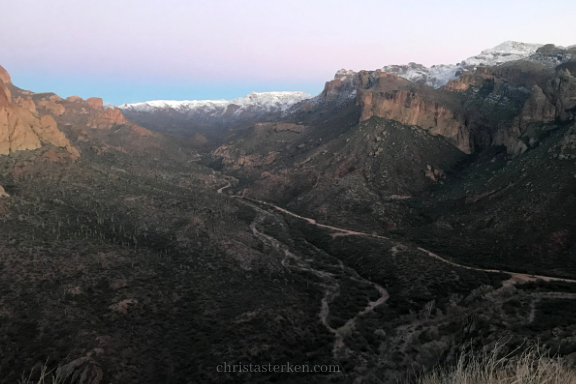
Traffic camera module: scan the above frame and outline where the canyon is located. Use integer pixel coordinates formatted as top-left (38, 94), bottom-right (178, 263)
top-left (2, 40), bottom-right (576, 384)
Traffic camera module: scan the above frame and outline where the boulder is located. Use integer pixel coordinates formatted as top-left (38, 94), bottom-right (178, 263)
top-left (66, 95), bottom-right (84, 102)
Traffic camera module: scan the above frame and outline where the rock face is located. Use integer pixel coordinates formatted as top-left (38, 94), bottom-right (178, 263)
top-left (354, 71), bottom-right (470, 152)
top-left (14, 97), bottom-right (36, 113)
top-left (0, 65), bottom-right (79, 157)
top-left (316, 70), bottom-right (472, 152)
top-left (27, 87), bottom-right (162, 157)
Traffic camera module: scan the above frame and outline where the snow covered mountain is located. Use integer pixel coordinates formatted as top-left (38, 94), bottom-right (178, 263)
top-left (119, 91), bottom-right (311, 119)
top-left (357, 41), bottom-right (573, 89)
top-left (119, 91), bottom-right (312, 137)
top-left (118, 41), bottom-right (574, 139)
top-left (118, 91), bottom-right (312, 138)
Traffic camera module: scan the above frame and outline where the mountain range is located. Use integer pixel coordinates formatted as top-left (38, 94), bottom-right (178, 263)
top-left (118, 41), bottom-right (575, 143)
top-left (119, 91), bottom-right (311, 139)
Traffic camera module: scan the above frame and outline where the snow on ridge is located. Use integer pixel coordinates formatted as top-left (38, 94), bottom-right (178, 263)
top-left (119, 91), bottom-right (312, 115)
top-left (464, 41), bottom-right (543, 67)
top-left (338, 41), bottom-right (566, 90)
top-left (380, 41), bottom-right (544, 89)
top-left (334, 69), bottom-right (356, 80)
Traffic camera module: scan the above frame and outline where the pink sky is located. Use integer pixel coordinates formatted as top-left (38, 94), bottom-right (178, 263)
top-left (1, 0), bottom-right (575, 104)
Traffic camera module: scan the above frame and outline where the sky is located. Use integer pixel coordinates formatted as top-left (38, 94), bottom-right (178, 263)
top-left (1, 0), bottom-right (575, 105)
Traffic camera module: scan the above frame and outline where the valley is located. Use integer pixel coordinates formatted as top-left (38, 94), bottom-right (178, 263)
top-left (2, 40), bottom-right (576, 384)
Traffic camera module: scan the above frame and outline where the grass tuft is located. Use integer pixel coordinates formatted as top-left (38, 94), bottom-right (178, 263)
top-left (414, 344), bottom-right (576, 384)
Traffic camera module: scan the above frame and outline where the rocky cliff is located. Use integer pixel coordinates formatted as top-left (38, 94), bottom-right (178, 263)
top-left (0, 65), bottom-right (79, 157)
top-left (0, 64), bottom-right (162, 159)
top-left (309, 44), bottom-right (576, 154)
top-left (354, 71), bottom-right (470, 152)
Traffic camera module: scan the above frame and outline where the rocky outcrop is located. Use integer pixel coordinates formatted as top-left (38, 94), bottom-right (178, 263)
top-left (37, 94), bottom-right (129, 129)
top-left (37, 115), bottom-right (79, 151)
top-left (514, 85), bottom-right (557, 129)
top-left (0, 107), bottom-right (42, 154)
top-left (0, 65), bottom-right (79, 157)
top-left (548, 124), bottom-right (576, 160)
top-left (86, 97), bottom-right (104, 109)
top-left (547, 68), bottom-right (576, 121)
top-left (0, 102), bottom-right (80, 157)
top-left (78, 98), bottom-right (129, 128)
top-left (66, 95), bottom-right (84, 102)
top-left (0, 66), bottom-right (11, 103)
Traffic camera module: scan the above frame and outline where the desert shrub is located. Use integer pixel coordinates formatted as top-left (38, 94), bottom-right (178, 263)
top-left (529, 299), bottom-right (576, 332)
top-left (235, 203), bottom-right (257, 224)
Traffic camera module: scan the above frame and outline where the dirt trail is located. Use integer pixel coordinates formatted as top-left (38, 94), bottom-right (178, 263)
top-left (266, 203), bottom-right (368, 237)
top-left (222, 190), bottom-right (576, 357)
top-left (216, 181), bottom-right (231, 194)
top-left (241, 200), bottom-right (389, 358)
top-left (417, 247), bottom-right (576, 286)
top-left (246, 198), bottom-right (576, 287)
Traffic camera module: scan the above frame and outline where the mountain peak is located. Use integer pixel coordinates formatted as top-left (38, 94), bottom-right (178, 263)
top-left (488, 40), bottom-right (543, 52)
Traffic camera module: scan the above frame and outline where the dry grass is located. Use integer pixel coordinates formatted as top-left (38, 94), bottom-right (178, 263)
top-left (415, 344), bottom-right (576, 384)
top-left (18, 362), bottom-right (69, 384)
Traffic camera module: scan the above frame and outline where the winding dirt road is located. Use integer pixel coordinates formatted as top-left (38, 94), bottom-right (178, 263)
top-left (219, 186), bottom-right (576, 357)
top-left (244, 198), bottom-right (576, 287)
top-left (243, 200), bottom-right (389, 358)
top-left (216, 181), bottom-right (232, 194)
